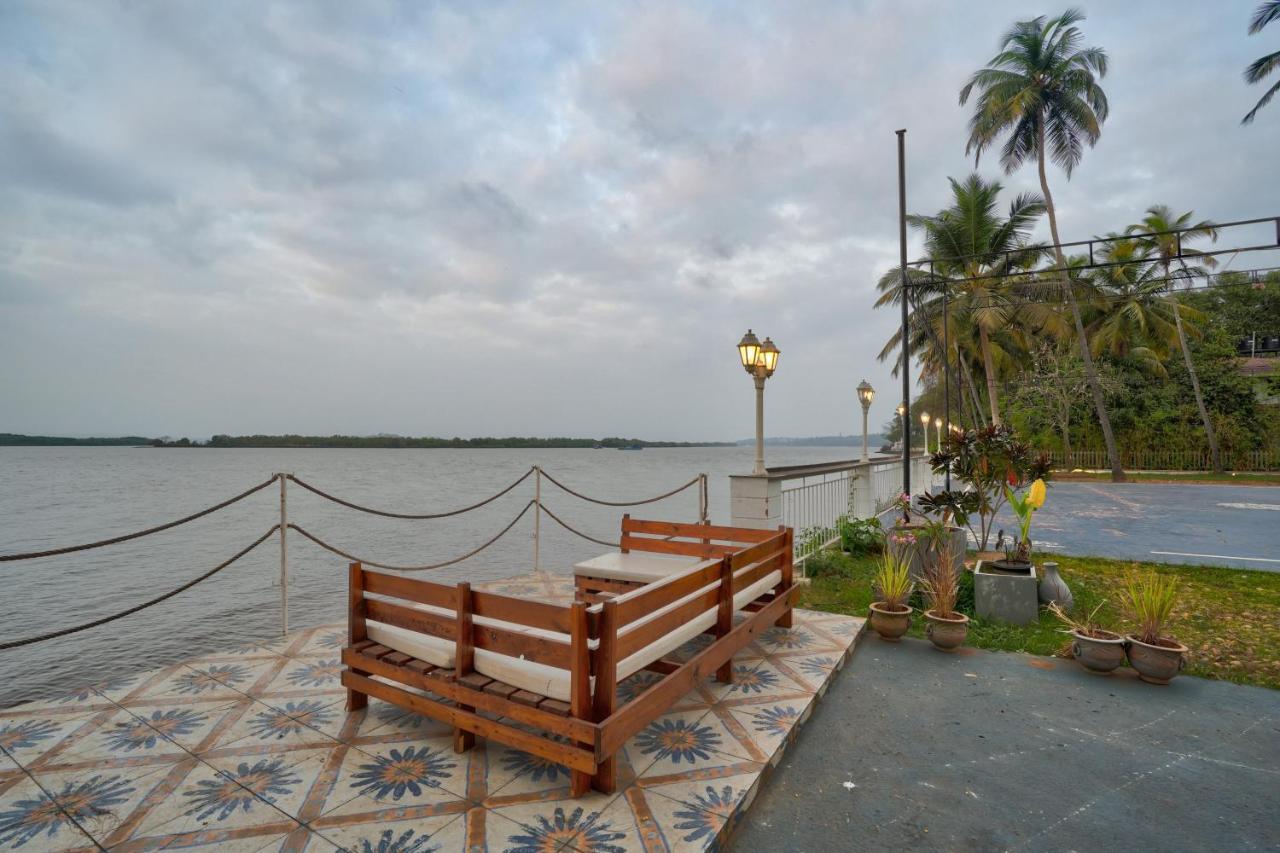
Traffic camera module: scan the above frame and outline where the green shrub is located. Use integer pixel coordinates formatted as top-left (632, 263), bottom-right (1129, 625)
top-left (805, 549), bottom-right (854, 579)
top-left (838, 516), bottom-right (885, 555)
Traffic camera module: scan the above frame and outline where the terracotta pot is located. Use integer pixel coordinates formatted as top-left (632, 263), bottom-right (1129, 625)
top-left (1070, 629), bottom-right (1126, 674)
top-left (1126, 635), bottom-right (1188, 684)
top-left (869, 602), bottom-right (912, 642)
top-left (924, 610), bottom-right (969, 651)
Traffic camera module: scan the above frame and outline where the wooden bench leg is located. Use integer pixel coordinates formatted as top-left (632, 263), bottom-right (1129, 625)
top-left (591, 756), bottom-right (616, 795)
top-left (775, 609), bottom-right (793, 629)
top-left (346, 670), bottom-right (369, 711)
top-left (571, 769), bottom-right (592, 797)
top-left (453, 718), bottom-right (476, 753)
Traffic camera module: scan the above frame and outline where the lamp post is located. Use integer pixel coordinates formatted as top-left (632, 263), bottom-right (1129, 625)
top-left (933, 417), bottom-right (942, 453)
top-left (737, 329), bottom-right (781, 476)
top-left (919, 411), bottom-right (929, 455)
top-left (856, 380), bottom-right (875, 462)
top-left (896, 403), bottom-right (906, 453)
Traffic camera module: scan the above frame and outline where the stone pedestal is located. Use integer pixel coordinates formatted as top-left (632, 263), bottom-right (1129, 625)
top-left (974, 561), bottom-right (1039, 625)
top-left (729, 474), bottom-right (782, 530)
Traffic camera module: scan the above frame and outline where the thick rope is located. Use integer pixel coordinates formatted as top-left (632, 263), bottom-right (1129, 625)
top-left (287, 469), bottom-right (533, 519)
top-left (537, 468), bottom-right (702, 507)
top-left (288, 500), bottom-right (535, 571)
top-left (0, 476), bottom-right (280, 562)
top-left (538, 502), bottom-right (620, 548)
top-left (0, 526), bottom-right (280, 651)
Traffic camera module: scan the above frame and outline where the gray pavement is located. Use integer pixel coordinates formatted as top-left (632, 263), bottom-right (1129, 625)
top-left (731, 638), bottom-right (1279, 852)
top-left (985, 481), bottom-right (1280, 571)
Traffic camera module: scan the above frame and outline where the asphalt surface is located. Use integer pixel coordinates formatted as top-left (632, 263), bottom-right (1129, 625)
top-left (731, 638), bottom-right (1280, 852)
top-left (982, 481), bottom-right (1280, 571)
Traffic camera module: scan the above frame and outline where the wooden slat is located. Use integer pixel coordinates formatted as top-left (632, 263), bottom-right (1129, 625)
top-left (453, 582), bottom-right (476, 752)
top-left (621, 518), bottom-right (776, 544)
top-left (471, 623), bottom-right (573, 670)
top-left (361, 570), bottom-right (456, 609)
top-left (343, 671), bottom-right (597, 774)
top-left (729, 533), bottom-right (787, 571)
top-left (363, 599), bottom-right (456, 643)
top-left (363, 644), bottom-right (394, 659)
top-left (615, 585), bottom-right (720, 660)
top-left (540, 699), bottom-right (571, 716)
top-left (732, 550), bottom-right (787, 595)
top-left (483, 680), bottom-right (518, 699)
top-left (613, 561), bottom-right (722, 626)
top-left (620, 535), bottom-right (736, 559)
top-left (341, 648), bottom-right (593, 742)
top-left (598, 583), bottom-right (799, 756)
top-left (511, 690), bottom-right (544, 707)
top-left (472, 589), bottom-right (572, 634)
top-left (458, 672), bottom-right (492, 691)
top-left (352, 639), bottom-right (375, 653)
top-left (406, 659), bottom-right (436, 676)
top-left (382, 651), bottom-right (412, 667)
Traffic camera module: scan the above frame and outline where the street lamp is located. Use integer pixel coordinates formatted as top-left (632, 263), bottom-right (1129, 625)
top-left (856, 380), bottom-right (874, 462)
top-left (896, 403), bottom-right (906, 452)
top-left (934, 417), bottom-right (942, 453)
top-left (919, 411), bottom-right (929, 455)
top-left (737, 329), bottom-right (781, 476)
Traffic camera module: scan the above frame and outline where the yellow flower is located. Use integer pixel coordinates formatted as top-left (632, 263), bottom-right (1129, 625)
top-left (1027, 478), bottom-right (1047, 510)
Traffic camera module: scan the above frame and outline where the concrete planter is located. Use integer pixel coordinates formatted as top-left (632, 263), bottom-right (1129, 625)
top-left (1126, 635), bottom-right (1188, 684)
top-left (888, 524), bottom-right (967, 582)
top-left (1070, 629), bottom-right (1126, 674)
top-left (924, 610), bottom-right (969, 651)
top-left (868, 602), bottom-right (913, 642)
top-left (974, 560), bottom-right (1039, 625)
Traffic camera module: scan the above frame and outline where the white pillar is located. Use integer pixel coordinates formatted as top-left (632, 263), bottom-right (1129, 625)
top-left (729, 474), bottom-right (781, 530)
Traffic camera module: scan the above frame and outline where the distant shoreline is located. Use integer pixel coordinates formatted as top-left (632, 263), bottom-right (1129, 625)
top-left (0, 432), bottom-right (874, 449)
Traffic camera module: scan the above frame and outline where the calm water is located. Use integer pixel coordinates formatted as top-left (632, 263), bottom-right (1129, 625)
top-left (0, 445), bottom-right (848, 706)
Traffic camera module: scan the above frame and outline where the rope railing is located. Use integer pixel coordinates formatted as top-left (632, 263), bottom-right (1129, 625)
top-left (536, 467), bottom-right (703, 507)
top-left (538, 502), bottom-right (621, 548)
top-left (0, 525), bottom-right (280, 650)
top-left (0, 475), bottom-right (280, 563)
top-left (286, 469), bottom-right (534, 519)
top-left (287, 499), bottom-right (537, 572)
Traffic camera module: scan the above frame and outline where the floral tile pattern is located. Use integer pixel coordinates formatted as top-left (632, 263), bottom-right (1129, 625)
top-left (0, 597), bottom-right (863, 852)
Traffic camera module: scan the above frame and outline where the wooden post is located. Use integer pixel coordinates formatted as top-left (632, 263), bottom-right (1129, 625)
top-left (715, 556), bottom-right (735, 684)
top-left (346, 562), bottom-right (368, 711)
top-left (569, 601), bottom-right (593, 797)
top-left (534, 467), bottom-right (541, 571)
top-left (776, 526), bottom-right (794, 629)
top-left (453, 582), bottom-right (476, 753)
top-left (279, 473), bottom-right (288, 637)
top-left (620, 513), bottom-right (631, 554)
top-left (591, 599), bottom-right (619, 794)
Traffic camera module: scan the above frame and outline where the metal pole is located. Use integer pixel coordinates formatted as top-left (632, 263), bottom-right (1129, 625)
top-left (896, 129), bottom-right (911, 505)
top-left (278, 473), bottom-right (288, 637)
top-left (943, 280), bottom-right (951, 491)
top-left (533, 466), bottom-right (541, 570)
top-left (753, 373), bottom-right (767, 476)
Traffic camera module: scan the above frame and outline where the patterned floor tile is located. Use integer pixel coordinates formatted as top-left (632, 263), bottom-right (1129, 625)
top-left (486, 797), bottom-right (627, 853)
top-left (134, 665), bottom-right (264, 705)
top-left (285, 627), bottom-right (348, 661)
top-left (317, 734), bottom-right (473, 821)
top-left (310, 809), bottom-right (466, 853)
top-left (696, 658), bottom-right (809, 707)
top-left (641, 772), bottom-right (761, 852)
top-left (0, 774), bottom-right (101, 851)
top-left (561, 788), bottom-right (666, 853)
top-left (207, 700), bottom-right (345, 755)
top-left (627, 708), bottom-right (761, 782)
top-left (0, 710), bottom-right (104, 766)
top-left (726, 698), bottom-right (815, 757)
top-left (22, 758), bottom-right (184, 846)
top-left (40, 706), bottom-right (201, 768)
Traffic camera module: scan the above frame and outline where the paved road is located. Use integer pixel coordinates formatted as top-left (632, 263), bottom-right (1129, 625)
top-left (980, 481), bottom-right (1280, 570)
top-left (732, 638), bottom-right (1280, 852)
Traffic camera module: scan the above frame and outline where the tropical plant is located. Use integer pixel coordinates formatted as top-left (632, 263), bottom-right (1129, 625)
top-left (918, 521), bottom-right (962, 618)
top-left (872, 540), bottom-right (915, 611)
top-left (876, 174), bottom-right (1045, 425)
top-left (1047, 600), bottom-right (1114, 640)
top-left (1124, 572), bottom-right (1179, 645)
top-left (916, 488), bottom-right (979, 528)
top-left (930, 424), bottom-right (1052, 550)
top-left (1128, 205), bottom-right (1222, 470)
top-left (837, 516), bottom-right (885, 555)
top-left (1243, 0), bottom-right (1280, 124)
top-left (960, 8), bottom-right (1126, 482)
top-left (1004, 477), bottom-right (1047, 562)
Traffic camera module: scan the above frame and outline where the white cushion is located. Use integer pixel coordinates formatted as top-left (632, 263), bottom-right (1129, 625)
top-left (574, 551), bottom-right (712, 583)
top-left (366, 622), bottom-right (455, 669)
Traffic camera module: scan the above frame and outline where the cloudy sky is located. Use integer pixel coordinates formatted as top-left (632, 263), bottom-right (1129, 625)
top-left (2, 1), bottom-right (1275, 441)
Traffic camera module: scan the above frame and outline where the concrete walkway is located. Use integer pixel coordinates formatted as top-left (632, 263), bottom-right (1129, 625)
top-left (732, 638), bottom-right (1279, 852)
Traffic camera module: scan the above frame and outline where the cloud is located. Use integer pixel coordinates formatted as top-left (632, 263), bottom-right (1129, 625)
top-left (0, 0), bottom-right (1276, 439)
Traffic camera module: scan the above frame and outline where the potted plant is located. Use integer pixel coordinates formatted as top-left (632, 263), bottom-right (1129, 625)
top-left (868, 539), bottom-right (914, 642)
top-left (889, 491), bottom-right (970, 581)
top-left (1047, 601), bottom-right (1126, 674)
top-left (918, 522), bottom-right (969, 650)
top-left (992, 478), bottom-right (1047, 573)
top-left (1124, 572), bottom-right (1188, 684)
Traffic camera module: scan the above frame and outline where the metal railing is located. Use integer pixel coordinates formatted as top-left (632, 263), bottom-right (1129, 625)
top-left (1048, 448), bottom-right (1280, 472)
top-left (775, 455), bottom-right (937, 568)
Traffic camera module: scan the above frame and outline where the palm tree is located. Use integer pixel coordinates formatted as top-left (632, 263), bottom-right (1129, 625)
top-left (1243, 1), bottom-right (1280, 124)
top-left (1083, 236), bottom-right (1180, 373)
top-left (1128, 206), bottom-right (1222, 470)
top-left (959, 9), bottom-right (1127, 481)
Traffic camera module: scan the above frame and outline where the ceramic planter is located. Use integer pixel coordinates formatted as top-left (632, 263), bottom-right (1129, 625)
top-left (869, 602), bottom-right (913, 642)
top-left (1070, 629), bottom-right (1126, 674)
top-left (1126, 635), bottom-right (1188, 684)
top-left (924, 610), bottom-right (969, 651)
top-left (1038, 561), bottom-right (1073, 609)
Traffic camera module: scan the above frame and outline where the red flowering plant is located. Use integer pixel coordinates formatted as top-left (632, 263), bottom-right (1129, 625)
top-left (927, 424), bottom-right (1051, 552)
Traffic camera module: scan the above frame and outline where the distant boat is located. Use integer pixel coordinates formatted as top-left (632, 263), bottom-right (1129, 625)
top-left (617, 444), bottom-right (643, 451)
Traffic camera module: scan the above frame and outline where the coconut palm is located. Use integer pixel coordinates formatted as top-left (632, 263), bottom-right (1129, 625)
top-left (1082, 236), bottom-right (1180, 373)
top-left (1243, 1), bottom-right (1280, 124)
top-left (959, 9), bottom-right (1127, 481)
top-left (1128, 206), bottom-right (1222, 470)
top-left (874, 174), bottom-right (1045, 425)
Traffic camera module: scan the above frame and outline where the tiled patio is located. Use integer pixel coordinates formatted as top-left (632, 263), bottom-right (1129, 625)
top-left (0, 571), bottom-right (863, 852)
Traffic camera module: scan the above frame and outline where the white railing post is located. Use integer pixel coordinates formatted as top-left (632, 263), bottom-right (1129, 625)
top-left (278, 473), bottom-right (288, 637)
top-left (533, 466), bottom-right (541, 571)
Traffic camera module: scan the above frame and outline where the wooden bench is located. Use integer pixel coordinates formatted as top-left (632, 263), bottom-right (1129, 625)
top-left (341, 520), bottom-right (794, 796)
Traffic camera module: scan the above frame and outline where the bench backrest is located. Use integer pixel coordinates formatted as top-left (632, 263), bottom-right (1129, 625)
top-left (619, 515), bottom-right (777, 559)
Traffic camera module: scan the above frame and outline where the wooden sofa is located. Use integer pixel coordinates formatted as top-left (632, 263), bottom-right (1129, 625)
top-left (341, 519), bottom-right (794, 796)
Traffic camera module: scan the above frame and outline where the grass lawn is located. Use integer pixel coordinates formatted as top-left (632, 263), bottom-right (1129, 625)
top-left (800, 549), bottom-right (1280, 690)
top-left (1052, 470), bottom-right (1280, 486)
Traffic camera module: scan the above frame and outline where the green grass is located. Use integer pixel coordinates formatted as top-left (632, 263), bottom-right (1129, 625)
top-left (1053, 470), bottom-right (1280, 486)
top-left (800, 548), bottom-right (1280, 690)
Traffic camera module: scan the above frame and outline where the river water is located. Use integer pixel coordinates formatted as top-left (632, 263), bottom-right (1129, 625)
top-left (0, 445), bottom-right (847, 707)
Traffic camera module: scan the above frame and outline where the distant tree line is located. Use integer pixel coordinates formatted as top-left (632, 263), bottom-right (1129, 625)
top-left (0, 433), bottom-right (152, 446)
top-left (149, 434), bottom-right (734, 449)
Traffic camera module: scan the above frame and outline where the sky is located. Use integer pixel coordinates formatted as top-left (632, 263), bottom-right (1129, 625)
top-left (1, 1), bottom-right (1276, 441)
